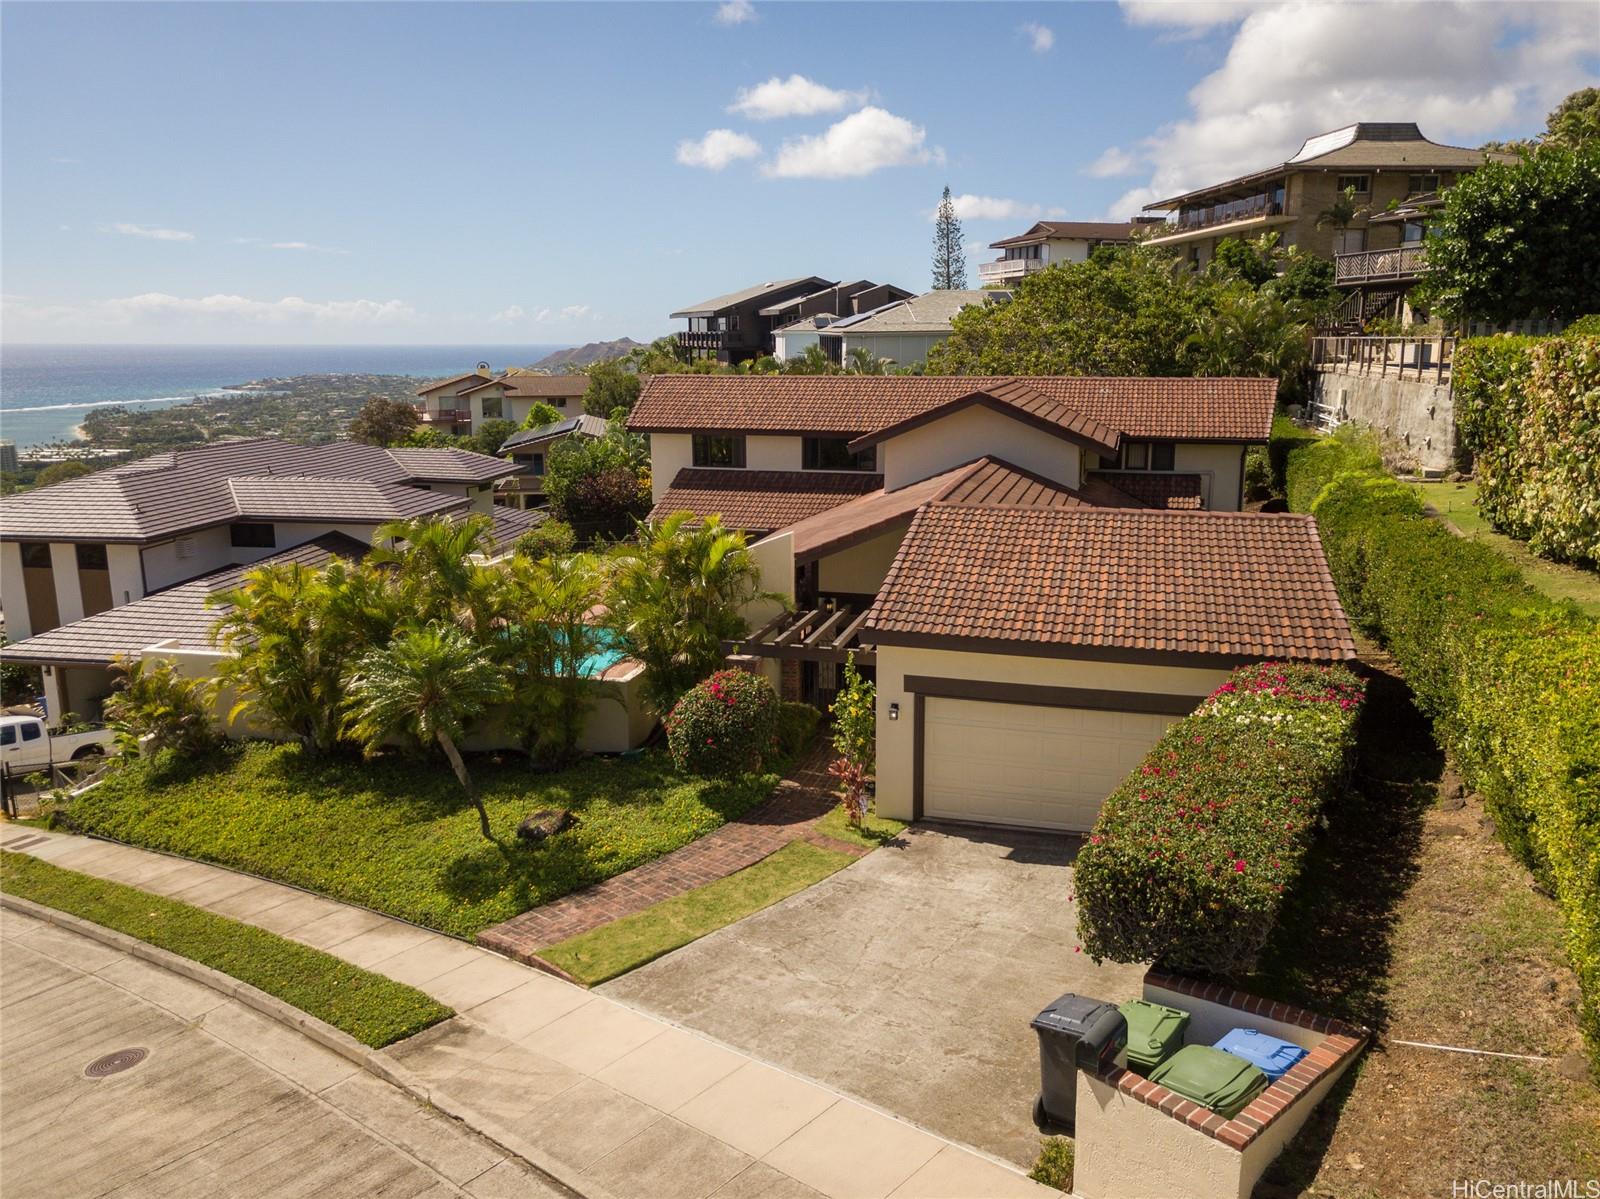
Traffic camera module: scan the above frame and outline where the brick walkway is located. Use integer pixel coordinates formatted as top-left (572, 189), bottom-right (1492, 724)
top-left (479, 742), bottom-right (864, 964)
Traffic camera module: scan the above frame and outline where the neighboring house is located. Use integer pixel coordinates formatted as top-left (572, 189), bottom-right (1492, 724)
top-left (628, 372), bottom-right (1353, 833)
top-left (767, 280), bottom-right (914, 363)
top-left (414, 370), bottom-right (491, 435)
top-left (1139, 122), bottom-right (1507, 277)
top-left (820, 289), bottom-right (1003, 369)
top-left (0, 438), bottom-right (532, 721)
top-left (458, 373), bottom-right (588, 431)
top-left (977, 220), bottom-right (1146, 286)
top-left (671, 276), bottom-right (834, 365)
top-left (495, 413), bottom-right (610, 509)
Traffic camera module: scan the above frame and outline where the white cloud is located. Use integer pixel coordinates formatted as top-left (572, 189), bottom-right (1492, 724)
top-left (50, 156), bottom-right (80, 165)
top-left (764, 107), bottom-right (942, 179)
top-left (933, 194), bottom-right (1067, 223)
top-left (495, 303), bottom-right (595, 325)
top-left (560, 304), bottom-right (592, 319)
top-left (1120, 1), bottom-right (1257, 32)
top-left (1103, 0), bottom-right (1597, 219)
top-left (1086, 146), bottom-right (1139, 177)
top-left (3, 291), bottom-right (416, 338)
top-left (714, 0), bottom-right (754, 25)
top-left (102, 222), bottom-right (195, 242)
top-left (728, 75), bottom-right (869, 121)
top-left (270, 240), bottom-right (349, 255)
top-left (676, 128), bottom-right (762, 170)
top-left (1020, 22), bottom-right (1055, 53)
top-left (490, 305), bottom-right (525, 323)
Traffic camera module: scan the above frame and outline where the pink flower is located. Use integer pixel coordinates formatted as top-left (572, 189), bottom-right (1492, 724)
top-left (1233, 860), bottom-right (1247, 873)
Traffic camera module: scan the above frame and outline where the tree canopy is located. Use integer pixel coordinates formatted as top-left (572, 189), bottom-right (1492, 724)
top-left (931, 185), bottom-right (967, 290)
top-left (349, 396), bottom-right (420, 447)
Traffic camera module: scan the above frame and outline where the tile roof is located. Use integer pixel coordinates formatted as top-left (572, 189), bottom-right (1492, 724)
top-left (227, 477), bottom-right (468, 524)
top-left (649, 468), bottom-right (883, 533)
top-left (486, 504), bottom-right (549, 552)
top-left (500, 414), bottom-right (611, 453)
top-left (671, 277), bottom-right (835, 318)
top-left (1086, 471), bottom-right (1206, 510)
top-left (459, 374), bottom-right (590, 400)
top-left (629, 376), bottom-right (1275, 442)
top-left (936, 458), bottom-right (1145, 509)
top-left (988, 221), bottom-right (1142, 249)
top-left (416, 370), bottom-right (491, 396)
top-left (863, 506), bottom-right (1356, 662)
top-left (0, 536), bottom-right (366, 667)
top-left (849, 379), bottom-right (1123, 458)
top-left (832, 290), bottom-right (994, 335)
top-left (0, 438), bottom-right (514, 543)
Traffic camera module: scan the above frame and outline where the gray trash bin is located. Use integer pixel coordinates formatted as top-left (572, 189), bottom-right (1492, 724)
top-left (1030, 994), bottom-right (1128, 1131)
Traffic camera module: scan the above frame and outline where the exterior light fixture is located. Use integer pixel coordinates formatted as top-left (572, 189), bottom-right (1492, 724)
top-left (888, 703), bottom-right (899, 721)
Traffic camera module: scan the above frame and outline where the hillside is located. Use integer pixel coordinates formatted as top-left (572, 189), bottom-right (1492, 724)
top-left (529, 338), bottom-right (647, 371)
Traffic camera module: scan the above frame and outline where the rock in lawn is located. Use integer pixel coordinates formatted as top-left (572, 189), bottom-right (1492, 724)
top-left (517, 808), bottom-right (574, 844)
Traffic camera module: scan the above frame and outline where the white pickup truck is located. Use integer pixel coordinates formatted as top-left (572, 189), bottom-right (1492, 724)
top-left (0, 713), bottom-right (116, 774)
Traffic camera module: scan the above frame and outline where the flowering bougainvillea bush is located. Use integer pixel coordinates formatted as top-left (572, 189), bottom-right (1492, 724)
top-left (1075, 662), bottom-right (1365, 979)
top-left (665, 669), bottom-right (779, 778)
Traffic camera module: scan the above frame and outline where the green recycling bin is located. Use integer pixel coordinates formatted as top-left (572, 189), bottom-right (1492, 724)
top-left (1118, 999), bottom-right (1189, 1076)
top-left (1148, 1045), bottom-right (1268, 1119)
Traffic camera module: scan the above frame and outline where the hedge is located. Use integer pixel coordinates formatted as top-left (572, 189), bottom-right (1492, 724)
top-left (1454, 332), bottom-right (1600, 564)
top-left (1076, 662), bottom-right (1365, 979)
top-left (1284, 431), bottom-right (1600, 1064)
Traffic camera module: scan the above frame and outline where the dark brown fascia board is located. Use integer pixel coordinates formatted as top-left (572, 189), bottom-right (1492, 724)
top-left (0, 650), bottom-right (118, 667)
top-left (846, 393), bottom-right (1121, 457)
top-left (860, 627), bottom-right (1356, 667)
top-left (902, 675), bottom-right (1208, 716)
top-left (629, 425), bottom-right (873, 438)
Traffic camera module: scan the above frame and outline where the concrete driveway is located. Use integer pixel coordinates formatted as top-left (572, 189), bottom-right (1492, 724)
top-left (601, 823), bottom-right (1147, 1167)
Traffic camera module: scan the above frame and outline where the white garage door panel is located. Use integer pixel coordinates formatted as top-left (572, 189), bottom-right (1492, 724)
top-left (922, 697), bottom-right (1179, 831)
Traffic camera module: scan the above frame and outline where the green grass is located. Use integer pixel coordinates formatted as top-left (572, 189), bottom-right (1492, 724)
top-left (0, 851), bottom-right (451, 1047)
top-left (67, 742), bottom-right (789, 938)
top-left (540, 840), bottom-right (854, 985)
top-left (1411, 481), bottom-right (1600, 616)
top-left (812, 804), bottom-right (907, 850)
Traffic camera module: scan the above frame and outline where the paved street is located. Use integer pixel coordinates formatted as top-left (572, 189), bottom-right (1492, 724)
top-left (0, 907), bottom-right (569, 1199)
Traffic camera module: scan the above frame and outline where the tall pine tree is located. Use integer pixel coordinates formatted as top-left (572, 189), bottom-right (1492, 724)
top-left (931, 185), bottom-right (967, 290)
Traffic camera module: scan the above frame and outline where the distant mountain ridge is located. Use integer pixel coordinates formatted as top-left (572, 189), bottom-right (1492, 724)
top-left (529, 338), bottom-right (646, 371)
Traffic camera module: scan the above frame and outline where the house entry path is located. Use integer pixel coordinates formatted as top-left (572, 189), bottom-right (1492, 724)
top-left (480, 743), bottom-right (867, 964)
top-left (0, 824), bottom-right (1052, 1199)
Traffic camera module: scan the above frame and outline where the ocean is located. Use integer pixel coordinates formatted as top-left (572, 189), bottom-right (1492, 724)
top-left (0, 344), bottom-right (570, 448)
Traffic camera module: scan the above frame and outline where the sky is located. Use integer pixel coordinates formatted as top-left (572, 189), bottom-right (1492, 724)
top-left (2, 0), bottom-right (1596, 346)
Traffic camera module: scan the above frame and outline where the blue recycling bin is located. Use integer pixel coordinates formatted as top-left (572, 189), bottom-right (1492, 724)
top-left (1213, 1027), bottom-right (1306, 1083)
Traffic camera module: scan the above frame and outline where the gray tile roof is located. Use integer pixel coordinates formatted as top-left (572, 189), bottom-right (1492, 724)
top-left (0, 535), bottom-right (367, 667)
top-left (227, 477), bottom-right (468, 524)
top-left (831, 290), bottom-right (995, 335)
top-left (0, 438), bottom-right (515, 543)
top-left (486, 504), bottom-right (549, 552)
top-left (671, 277), bottom-right (834, 318)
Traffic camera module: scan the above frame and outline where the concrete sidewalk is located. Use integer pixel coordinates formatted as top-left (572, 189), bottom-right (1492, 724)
top-left (1, 826), bottom-right (1053, 1199)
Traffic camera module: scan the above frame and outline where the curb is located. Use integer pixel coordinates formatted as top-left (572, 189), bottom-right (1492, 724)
top-left (1, 893), bottom-right (618, 1199)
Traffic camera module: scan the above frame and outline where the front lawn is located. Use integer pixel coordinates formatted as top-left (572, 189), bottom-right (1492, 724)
top-left (67, 742), bottom-right (788, 938)
top-left (1, 851), bottom-right (451, 1047)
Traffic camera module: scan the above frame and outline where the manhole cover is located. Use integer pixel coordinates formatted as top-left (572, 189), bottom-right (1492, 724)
top-left (84, 1048), bottom-right (148, 1078)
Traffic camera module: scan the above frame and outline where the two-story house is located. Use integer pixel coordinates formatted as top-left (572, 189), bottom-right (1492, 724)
top-left (978, 220), bottom-right (1147, 286)
top-left (0, 439), bottom-right (543, 724)
top-left (812, 289), bottom-right (1003, 369)
top-left (414, 370), bottom-right (491, 435)
top-left (628, 373), bottom-right (1353, 833)
top-left (1139, 123), bottom-right (1508, 303)
top-left (458, 373), bottom-right (588, 431)
top-left (674, 276), bottom-right (909, 366)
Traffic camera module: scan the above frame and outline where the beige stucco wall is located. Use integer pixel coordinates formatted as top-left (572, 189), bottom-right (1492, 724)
top-left (816, 523), bottom-right (907, 596)
top-left (872, 646), bottom-right (1230, 822)
top-left (48, 544), bottom-right (85, 627)
top-left (842, 331), bottom-right (950, 369)
top-left (1073, 1072), bottom-right (1249, 1199)
top-left (747, 435), bottom-right (802, 472)
top-left (648, 434), bottom-right (694, 503)
top-left (1174, 443), bottom-right (1247, 511)
top-left (774, 330), bottom-right (821, 362)
top-left (141, 525), bottom-right (234, 592)
top-left (879, 407), bottom-right (1084, 492)
top-left (0, 541), bottom-right (28, 639)
top-left (744, 531), bottom-right (795, 633)
top-left (107, 544), bottom-right (144, 609)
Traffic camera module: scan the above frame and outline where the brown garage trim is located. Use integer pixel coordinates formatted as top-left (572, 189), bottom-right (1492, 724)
top-left (908, 680), bottom-right (1206, 822)
top-left (865, 629), bottom-right (1349, 668)
top-left (904, 675), bottom-right (1207, 716)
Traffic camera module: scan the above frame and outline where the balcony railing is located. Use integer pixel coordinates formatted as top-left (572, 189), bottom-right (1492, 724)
top-left (415, 406), bottom-right (469, 424)
top-left (676, 330), bottom-right (728, 350)
top-left (1335, 244), bottom-right (1429, 285)
top-left (1147, 192), bottom-right (1284, 237)
top-left (1312, 335), bottom-right (1456, 384)
top-left (978, 258), bottom-right (1045, 282)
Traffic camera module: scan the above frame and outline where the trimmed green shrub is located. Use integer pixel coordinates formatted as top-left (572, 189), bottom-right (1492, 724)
top-left (776, 701), bottom-right (822, 758)
top-left (1454, 333), bottom-right (1600, 563)
top-left (665, 669), bottom-right (780, 777)
top-left (1076, 662), bottom-right (1365, 979)
top-left (1283, 431), bottom-right (1600, 1064)
top-left (1267, 413), bottom-right (1319, 497)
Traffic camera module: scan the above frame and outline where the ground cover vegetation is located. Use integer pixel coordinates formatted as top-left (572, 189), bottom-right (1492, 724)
top-left (1285, 428), bottom-right (1600, 1066)
top-left (1075, 662), bottom-right (1365, 979)
top-left (0, 851), bottom-right (452, 1046)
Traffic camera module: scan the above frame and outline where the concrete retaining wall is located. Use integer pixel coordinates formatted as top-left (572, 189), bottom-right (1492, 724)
top-left (1312, 368), bottom-right (1455, 473)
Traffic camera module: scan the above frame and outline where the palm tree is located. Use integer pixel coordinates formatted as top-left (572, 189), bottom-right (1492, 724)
top-left (783, 344), bottom-right (837, 376)
top-left (1314, 185), bottom-right (1369, 244)
top-left (343, 625), bottom-right (510, 841)
top-left (605, 514), bottom-right (768, 716)
top-left (845, 346), bottom-right (889, 375)
top-left (369, 514), bottom-right (501, 632)
top-left (104, 654), bottom-right (217, 757)
top-left (1184, 286), bottom-right (1311, 400)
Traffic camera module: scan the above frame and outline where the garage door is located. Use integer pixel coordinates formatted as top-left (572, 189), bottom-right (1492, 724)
top-left (922, 697), bottom-right (1179, 832)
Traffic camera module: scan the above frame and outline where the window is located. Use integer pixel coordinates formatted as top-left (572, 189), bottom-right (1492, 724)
top-left (692, 435), bottom-right (746, 468)
top-left (19, 543), bottom-right (51, 569)
top-left (726, 312), bottom-right (741, 333)
top-left (1334, 227), bottom-right (1367, 255)
top-left (803, 437), bottom-right (876, 472)
top-left (531, 452), bottom-right (546, 477)
top-left (75, 544), bottom-right (107, 570)
top-left (482, 394), bottom-right (504, 420)
top-left (0, 726), bottom-right (13, 746)
top-left (230, 523), bottom-right (277, 549)
top-left (1120, 442), bottom-right (1175, 471)
top-left (1401, 220), bottom-right (1427, 245)
top-left (1336, 174), bottom-right (1370, 195)
top-left (1407, 173), bottom-right (1439, 195)
top-left (20, 722), bottom-right (40, 742)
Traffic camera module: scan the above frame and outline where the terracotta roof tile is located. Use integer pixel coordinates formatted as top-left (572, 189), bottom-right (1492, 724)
top-left (650, 468), bottom-right (881, 533)
top-left (629, 376), bottom-right (1274, 442)
top-left (1088, 471), bottom-right (1206, 509)
top-left (863, 506), bottom-right (1356, 662)
top-left (937, 458), bottom-right (1146, 509)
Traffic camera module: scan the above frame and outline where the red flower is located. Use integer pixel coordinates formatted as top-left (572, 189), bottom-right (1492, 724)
top-left (1232, 859), bottom-right (1247, 873)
